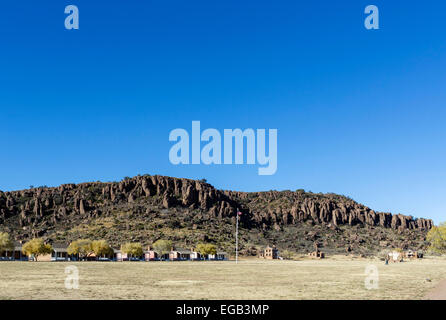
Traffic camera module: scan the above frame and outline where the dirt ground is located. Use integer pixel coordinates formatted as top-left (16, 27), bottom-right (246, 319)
top-left (425, 279), bottom-right (446, 300)
top-left (1, 256), bottom-right (445, 300)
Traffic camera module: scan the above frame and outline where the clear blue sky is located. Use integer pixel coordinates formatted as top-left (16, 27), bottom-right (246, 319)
top-left (1, 1), bottom-right (445, 223)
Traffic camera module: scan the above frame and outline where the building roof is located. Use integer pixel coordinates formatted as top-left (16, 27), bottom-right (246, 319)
top-left (173, 248), bottom-right (192, 254)
top-left (52, 242), bottom-right (69, 250)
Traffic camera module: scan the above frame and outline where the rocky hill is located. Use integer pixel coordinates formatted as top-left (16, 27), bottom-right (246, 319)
top-left (0, 175), bottom-right (434, 256)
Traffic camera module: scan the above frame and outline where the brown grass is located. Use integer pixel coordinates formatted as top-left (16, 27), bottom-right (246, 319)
top-left (1, 256), bottom-right (445, 300)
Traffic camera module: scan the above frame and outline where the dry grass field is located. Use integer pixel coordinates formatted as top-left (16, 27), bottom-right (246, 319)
top-left (1, 256), bottom-right (445, 300)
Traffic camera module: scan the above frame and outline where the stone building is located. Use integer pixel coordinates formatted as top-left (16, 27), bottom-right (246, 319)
top-left (259, 245), bottom-right (279, 259)
top-left (308, 244), bottom-right (325, 259)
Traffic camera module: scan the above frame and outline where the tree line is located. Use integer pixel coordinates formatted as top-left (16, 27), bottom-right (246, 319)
top-left (0, 232), bottom-right (219, 261)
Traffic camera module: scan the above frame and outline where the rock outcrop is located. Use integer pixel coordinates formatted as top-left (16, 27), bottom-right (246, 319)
top-left (0, 175), bottom-right (434, 243)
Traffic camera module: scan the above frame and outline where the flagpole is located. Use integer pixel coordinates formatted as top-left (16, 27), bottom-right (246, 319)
top-left (236, 208), bottom-right (239, 264)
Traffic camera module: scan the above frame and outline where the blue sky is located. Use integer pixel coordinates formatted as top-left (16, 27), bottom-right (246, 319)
top-left (0, 1), bottom-right (445, 223)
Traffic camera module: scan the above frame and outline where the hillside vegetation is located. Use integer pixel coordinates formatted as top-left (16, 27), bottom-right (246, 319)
top-left (0, 175), bottom-right (433, 256)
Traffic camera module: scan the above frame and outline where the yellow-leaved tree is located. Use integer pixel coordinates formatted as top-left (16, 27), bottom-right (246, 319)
top-left (91, 240), bottom-right (113, 259)
top-left (67, 239), bottom-right (93, 260)
top-left (121, 242), bottom-right (143, 261)
top-left (0, 232), bottom-right (13, 255)
top-left (22, 238), bottom-right (53, 261)
top-left (196, 243), bottom-right (217, 260)
top-left (153, 239), bottom-right (172, 260)
top-left (427, 223), bottom-right (446, 254)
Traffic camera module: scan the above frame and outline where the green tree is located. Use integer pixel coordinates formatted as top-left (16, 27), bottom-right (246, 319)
top-left (121, 242), bottom-right (143, 261)
top-left (67, 239), bottom-right (93, 260)
top-left (281, 250), bottom-right (293, 260)
top-left (22, 238), bottom-right (53, 261)
top-left (153, 239), bottom-right (172, 260)
top-left (0, 232), bottom-right (13, 255)
top-left (91, 240), bottom-right (113, 259)
top-left (196, 243), bottom-right (217, 260)
top-left (427, 223), bottom-right (446, 254)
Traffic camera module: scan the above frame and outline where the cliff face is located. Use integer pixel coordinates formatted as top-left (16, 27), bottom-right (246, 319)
top-left (0, 175), bottom-right (238, 240)
top-left (227, 190), bottom-right (433, 231)
top-left (0, 175), bottom-right (433, 253)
